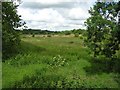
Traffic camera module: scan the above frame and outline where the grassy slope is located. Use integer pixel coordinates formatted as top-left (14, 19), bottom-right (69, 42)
top-left (2, 36), bottom-right (120, 88)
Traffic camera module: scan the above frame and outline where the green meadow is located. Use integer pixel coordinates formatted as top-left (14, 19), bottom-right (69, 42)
top-left (2, 35), bottom-right (120, 88)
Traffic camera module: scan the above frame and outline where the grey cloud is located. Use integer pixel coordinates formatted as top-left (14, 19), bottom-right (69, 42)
top-left (20, 2), bottom-right (74, 9)
top-left (20, 1), bottom-right (89, 9)
top-left (18, 1), bottom-right (95, 31)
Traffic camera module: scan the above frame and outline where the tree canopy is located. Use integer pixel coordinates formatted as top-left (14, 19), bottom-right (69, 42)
top-left (2, 2), bottom-right (24, 60)
top-left (85, 1), bottom-right (120, 72)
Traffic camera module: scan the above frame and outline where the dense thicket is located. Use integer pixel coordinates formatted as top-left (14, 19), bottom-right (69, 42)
top-left (85, 1), bottom-right (120, 72)
top-left (2, 2), bottom-right (24, 60)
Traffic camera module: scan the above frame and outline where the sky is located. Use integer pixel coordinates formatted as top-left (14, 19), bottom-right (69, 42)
top-left (17, 0), bottom-right (96, 31)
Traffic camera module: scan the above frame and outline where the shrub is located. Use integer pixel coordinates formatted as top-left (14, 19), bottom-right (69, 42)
top-left (79, 35), bottom-right (83, 39)
top-left (65, 32), bottom-right (71, 35)
top-left (32, 33), bottom-right (35, 37)
top-left (2, 2), bottom-right (24, 60)
top-left (47, 34), bottom-right (51, 37)
top-left (69, 41), bottom-right (74, 44)
top-left (74, 33), bottom-right (79, 37)
top-left (85, 2), bottom-right (120, 72)
top-left (50, 55), bottom-right (68, 68)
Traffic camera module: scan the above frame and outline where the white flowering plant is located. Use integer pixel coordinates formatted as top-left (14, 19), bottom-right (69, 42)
top-left (50, 55), bottom-right (68, 68)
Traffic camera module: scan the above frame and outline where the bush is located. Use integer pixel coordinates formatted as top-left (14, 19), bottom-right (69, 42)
top-left (74, 33), bottom-right (79, 37)
top-left (50, 55), bottom-right (68, 68)
top-left (79, 35), bottom-right (83, 39)
top-left (12, 70), bottom-right (109, 88)
top-left (69, 41), bottom-right (74, 44)
top-left (32, 33), bottom-right (35, 37)
top-left (47, 34), bottom-right (51, 37)
top-left (85, 2), bottom-right (120, 72)
top-left (2, 2), bottom-right (24, 60)
top-left (65, 32), bottom-right (71, 35)
top-left (2, 30), bottom-right (21, 60)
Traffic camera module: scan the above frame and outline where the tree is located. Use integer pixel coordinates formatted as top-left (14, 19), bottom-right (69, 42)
top-left (2, 2), bottom-right (25, 60)
top-left (85, 1), bottom-right (120, 71)
top-left (115, 1), bottom-right (120, 44)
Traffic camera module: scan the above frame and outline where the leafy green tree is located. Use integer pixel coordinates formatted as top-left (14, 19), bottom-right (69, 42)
top-left (2, 2), bottom-right (24, 60)
top-left (115, 1), bottom-right (120, 44)
top-left (85, 1), bottom-right (120, 71)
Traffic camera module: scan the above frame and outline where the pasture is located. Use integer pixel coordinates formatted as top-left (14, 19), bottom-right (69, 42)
top-left (2, 35), bottom-right (120, 88)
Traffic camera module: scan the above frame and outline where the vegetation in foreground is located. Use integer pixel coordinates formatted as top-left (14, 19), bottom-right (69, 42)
top-left (2, 1), bottom-right (120, 89)
top-left (2, 36), bottom-right (120, 88)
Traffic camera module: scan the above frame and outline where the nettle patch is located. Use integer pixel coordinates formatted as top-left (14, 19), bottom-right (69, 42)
top-left (50, 55), bottom-right (69, 68)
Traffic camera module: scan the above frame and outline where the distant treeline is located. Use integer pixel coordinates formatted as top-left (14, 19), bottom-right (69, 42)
top-left (23, 29), bottom-right (60, 34)
top-left (16, 29), bottom-right (87, 35)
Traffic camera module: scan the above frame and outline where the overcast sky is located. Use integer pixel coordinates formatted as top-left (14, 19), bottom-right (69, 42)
top-left (17, 0), bottom-right (96, 31)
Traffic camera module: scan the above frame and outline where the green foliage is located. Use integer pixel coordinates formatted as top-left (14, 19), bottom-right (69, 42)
top-left (2, 36), bottom-right (120, 88)
top-left (50, 55), bottom-right (68, 68)
top-left (2, 2), bottom-right (24, 60)
top-left (74, 33), bottom-right (79, 37)
top-left (47, 34), bottom-right (51, 37)
top-left (85, 2), bottom-right (119, 58)
top-left (12, 67), bottom-right (119, 88)
top-left (65, 31), bottom-right (71, 35)
top-left (79, 35), bottom-right (83, 39)
top-left (32, 33), bottom-right (35, 37)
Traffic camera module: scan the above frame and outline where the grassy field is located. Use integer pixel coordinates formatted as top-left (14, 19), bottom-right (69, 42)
top-left (2, 35), bottom-right (120, 88)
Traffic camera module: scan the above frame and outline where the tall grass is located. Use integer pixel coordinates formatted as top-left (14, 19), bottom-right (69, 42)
top-left (2, 36), bottom-right (120, 88)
